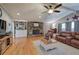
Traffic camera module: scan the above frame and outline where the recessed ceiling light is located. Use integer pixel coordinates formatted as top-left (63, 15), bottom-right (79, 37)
top-left (17, 13), bottom-right (20, 15)
top-left (39, 16), bottom-right (41, 18)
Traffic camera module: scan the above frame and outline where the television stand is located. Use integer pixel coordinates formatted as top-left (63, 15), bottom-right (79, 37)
top-left (0, 35), bottom-right (13, 55)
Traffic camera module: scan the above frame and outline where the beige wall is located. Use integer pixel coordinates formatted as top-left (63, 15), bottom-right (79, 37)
top-left (43, 22), bottom-right (51, 35)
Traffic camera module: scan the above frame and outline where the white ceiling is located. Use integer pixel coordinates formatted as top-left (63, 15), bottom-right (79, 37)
top-left (1, 3), bottom-right (46, 21)
top-left (1, 3), bottom-right (79, 22)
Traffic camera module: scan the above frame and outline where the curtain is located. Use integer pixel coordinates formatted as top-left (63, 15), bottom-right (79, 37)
top-left (74, 21), bottom-right (79, 32)
top-left (58, 23), bottom-right (62, 32)
top-left (66, 22), bottom-right (71, 32)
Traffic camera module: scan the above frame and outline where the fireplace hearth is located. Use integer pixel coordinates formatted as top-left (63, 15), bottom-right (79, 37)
top-left (33, 29), bottom-right (40, 35)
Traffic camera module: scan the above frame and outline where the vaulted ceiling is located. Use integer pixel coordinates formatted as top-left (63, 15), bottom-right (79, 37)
top-left (0, 3), bottom-right (79, 22)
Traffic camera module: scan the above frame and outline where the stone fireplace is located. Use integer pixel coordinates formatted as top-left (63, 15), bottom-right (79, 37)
top-left (27, 22), bottom-right (43, 36)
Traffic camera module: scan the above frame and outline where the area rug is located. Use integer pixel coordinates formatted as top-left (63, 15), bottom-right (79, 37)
top-left (33, 40), bottom-right (79, 55)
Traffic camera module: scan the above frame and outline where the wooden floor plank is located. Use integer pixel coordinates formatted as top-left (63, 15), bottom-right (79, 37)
top-left (3, 35), bottom-right (44, 55)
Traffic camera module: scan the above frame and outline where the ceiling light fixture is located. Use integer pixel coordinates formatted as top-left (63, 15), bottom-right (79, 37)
top-left (17, 13), bottom-right (20, 15)
top-left (48, 9), bottom-right (53, 13)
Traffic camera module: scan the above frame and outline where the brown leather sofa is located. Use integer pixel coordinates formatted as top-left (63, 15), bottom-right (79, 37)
top-left (71, 32), bottom-right (79, 48)
top-left (55, 32), bottom-right (79, 49)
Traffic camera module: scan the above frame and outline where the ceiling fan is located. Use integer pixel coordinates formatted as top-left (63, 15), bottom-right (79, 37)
top-left (42, 3), bottom-right (62, 14)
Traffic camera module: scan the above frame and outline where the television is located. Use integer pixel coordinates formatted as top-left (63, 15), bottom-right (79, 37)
top-left (0, 19), bottom-right (6, 35)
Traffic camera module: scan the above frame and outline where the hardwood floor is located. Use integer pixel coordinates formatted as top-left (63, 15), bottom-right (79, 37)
top-left (3, 35), bottom-right (45, 55)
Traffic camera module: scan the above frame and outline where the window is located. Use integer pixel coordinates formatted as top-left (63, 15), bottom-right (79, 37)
top-left (62, 23), bottom-right (66, 31)
top-left (71, 22), bottom-right (75, 32)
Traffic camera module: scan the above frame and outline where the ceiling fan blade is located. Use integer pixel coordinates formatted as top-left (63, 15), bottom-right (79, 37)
top-left (44, 5), bottom-right (49, 9)
top-left (54, 4), bottom-right (62, 9)
top-left (54, 10), bottom-right (60, 13)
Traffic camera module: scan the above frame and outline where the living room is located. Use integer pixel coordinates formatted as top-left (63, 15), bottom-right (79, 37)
top-left (0, 3), bottom-right (79, 55)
